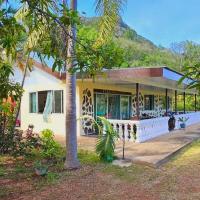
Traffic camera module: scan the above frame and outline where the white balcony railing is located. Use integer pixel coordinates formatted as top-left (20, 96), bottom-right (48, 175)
top-left (109, 116), bottom-right (169, 143)
top-left (108, 112), bottom-right (200, 143)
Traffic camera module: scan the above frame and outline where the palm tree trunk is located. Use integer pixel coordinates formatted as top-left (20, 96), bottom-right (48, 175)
top-left (64, 0), bottom-right (80, 169)
top-left (13, 53), bottom-right (30, 131)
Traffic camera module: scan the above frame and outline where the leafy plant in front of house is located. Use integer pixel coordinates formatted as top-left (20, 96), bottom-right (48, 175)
top-left (0, 64), bottom-right (24, 154)
top-left (95, 117), bottom-right (118, 162)
top-left (178, 117), bottom-right (189, 129)
top-left (13, 125), bottom-right (41, 157)
top-left (40, 129), bottom-right (63, 162)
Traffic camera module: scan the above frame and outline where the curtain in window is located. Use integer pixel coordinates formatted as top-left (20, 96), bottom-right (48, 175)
top-left (54, 90), bottom-right (62, 113)
top-left (43, 91), bottom-right (53, 122)
top-left (30, 93), bottom-right (37, 113)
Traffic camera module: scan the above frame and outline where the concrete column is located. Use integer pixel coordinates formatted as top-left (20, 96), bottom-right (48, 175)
top-left (165, 89), bottom-right (168, 114)
top-left (175, 90), bottom-right (177, 114)
top-left (136, 83), bottom-right (140, 119)
top-left (183, 92), bottom-right (186, 114)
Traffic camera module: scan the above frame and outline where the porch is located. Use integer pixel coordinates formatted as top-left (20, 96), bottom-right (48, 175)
top-left (78, 66), bottom-right (200, 141)
top-left (77, 123), bottom-right (200, 167)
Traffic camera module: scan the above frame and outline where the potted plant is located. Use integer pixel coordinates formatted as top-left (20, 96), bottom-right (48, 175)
top-left (34, 161), bottom-right (48, 176)
top-left (178, 117), bottom-right (189, 129)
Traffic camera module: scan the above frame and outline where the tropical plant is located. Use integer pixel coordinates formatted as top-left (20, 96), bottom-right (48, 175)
top-left (66, 0), bottom-right (126, 168)
top-left (95, 117), bottom-right (118, 162)
top-left (0, 64), bottom-right (23, 154)
top-left (1, 0), bottom-right (126, 169)
top-left (0, 3), bottom-right (34, 132)
top-left (178, 41), bottom-right (200, 89)
top-left (178, 116), bottom-right (189, 123)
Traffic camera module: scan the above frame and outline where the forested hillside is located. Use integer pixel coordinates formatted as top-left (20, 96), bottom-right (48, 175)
top-left (81, 17), bottom-right (182, 71)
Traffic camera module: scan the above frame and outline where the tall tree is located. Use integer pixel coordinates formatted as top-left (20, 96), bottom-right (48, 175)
top-left (179, 41), bottom-right (200, 89)
top-left (64, 0), bottom-right (80, 169)
top-left (64, 0), bottom-right (126, 169)
top-left (2, 0), bottom-right (126, 169)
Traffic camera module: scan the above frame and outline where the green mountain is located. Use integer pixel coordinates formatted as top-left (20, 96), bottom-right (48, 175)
top-left (82, 17), bottom-right (181, 71)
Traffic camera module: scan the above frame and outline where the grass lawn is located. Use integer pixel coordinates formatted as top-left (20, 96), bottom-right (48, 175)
top-left (1, 140), bottom-right (200, 200)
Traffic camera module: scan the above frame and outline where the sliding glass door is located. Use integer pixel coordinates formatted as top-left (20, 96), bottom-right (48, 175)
top-left (120, 96), bottom-right (130, 120)
top-left (95, 92), bottom-right (131, 120)
top-left (108, 95), bottom-right (120, 119)
top-left (95, 93), bottom-right (107, 118)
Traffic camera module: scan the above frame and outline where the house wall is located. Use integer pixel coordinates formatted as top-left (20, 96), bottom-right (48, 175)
top-left (13, 67), bottom-right (175, 138)
top-left (77, 80), bottom-right (174, 135)
top-left (14, 67), bottom-right (81, 137)
top-left (20, 68), bottom-right (66, 136)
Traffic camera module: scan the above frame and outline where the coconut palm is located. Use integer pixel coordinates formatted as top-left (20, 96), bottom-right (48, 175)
top-left (64, 0), bottom-right (126, 169)
top-left (12, 0), bottom-right (125, 169)
top-left (64, 0), bottom-right (80, 169)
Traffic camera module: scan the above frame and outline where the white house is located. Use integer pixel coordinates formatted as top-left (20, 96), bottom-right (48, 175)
top-left (13, 61), bottom-right (200, 142)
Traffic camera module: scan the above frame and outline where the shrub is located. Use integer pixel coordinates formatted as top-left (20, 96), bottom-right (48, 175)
top-left (12, 125), bottom-right (41, 157)
top-left (0, 65), bottom-right (23, 154)
top-left (40, 129), bottom-right (63, 161)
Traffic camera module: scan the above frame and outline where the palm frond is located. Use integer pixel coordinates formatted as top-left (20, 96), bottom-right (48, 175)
top-left (15, 2), bottom-right (29, 21)
top-left (95, 0), bottom-right (126, 44)
top-left (95, 116), bottom-right (118, 162)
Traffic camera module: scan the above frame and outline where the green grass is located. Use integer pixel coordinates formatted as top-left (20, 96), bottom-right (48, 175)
top-left (0, 166), bottom-right (5, 176)
top-left (0, 186), bottom-right (12, 199)
top-left (78, 149), bottom-right (100, 165)
top-left (166, 139), bottom-right (200, 168)
top-left (101, 140), bottom-right (200, 184)
top-left (15, 164), bottom-right (29, 173)
top-left (102, 163), bottom-right (157, 183)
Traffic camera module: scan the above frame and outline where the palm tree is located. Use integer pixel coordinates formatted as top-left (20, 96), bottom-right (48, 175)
top-left (64, 0), bottom-right (125, 169)
top-left (12, 0), bottom-right (125, 169)
top-left (64, 0), bottom-right (80, 169)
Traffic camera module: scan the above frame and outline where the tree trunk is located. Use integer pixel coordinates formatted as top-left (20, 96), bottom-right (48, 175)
top-left (13, 53), bottom-right (30, 131)
top-left (64, 0), bottom-right (80, 169)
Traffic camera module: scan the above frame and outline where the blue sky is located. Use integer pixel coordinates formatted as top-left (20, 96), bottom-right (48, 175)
top-left (78, 0), bottom-right (200, 48)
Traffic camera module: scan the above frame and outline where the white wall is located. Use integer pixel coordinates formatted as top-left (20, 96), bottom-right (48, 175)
top-left (21, 67), bottom-right (65, 136)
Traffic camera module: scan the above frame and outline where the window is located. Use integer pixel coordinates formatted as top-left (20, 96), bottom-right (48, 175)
top-left (29, 90), bottom-right (63, 114)
top-left (144, 95), bottom-right (154, 110)
top-left (30, 92), bottom-right (37, 113)
top-left (53, 90), bottom-right (63, 113)
top-left (38, 91), bottom-right (48, 113)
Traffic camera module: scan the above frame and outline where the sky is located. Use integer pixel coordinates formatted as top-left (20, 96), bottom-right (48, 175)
top-left (78, 0), bottom-right (200, 48)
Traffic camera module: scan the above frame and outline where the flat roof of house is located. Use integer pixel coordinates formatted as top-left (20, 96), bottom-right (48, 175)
top-left (33, 61), bottom-right (197, 94)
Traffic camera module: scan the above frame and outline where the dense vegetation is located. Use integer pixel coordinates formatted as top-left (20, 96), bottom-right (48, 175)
top-left (82, 17), bottom-right (182, 71)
